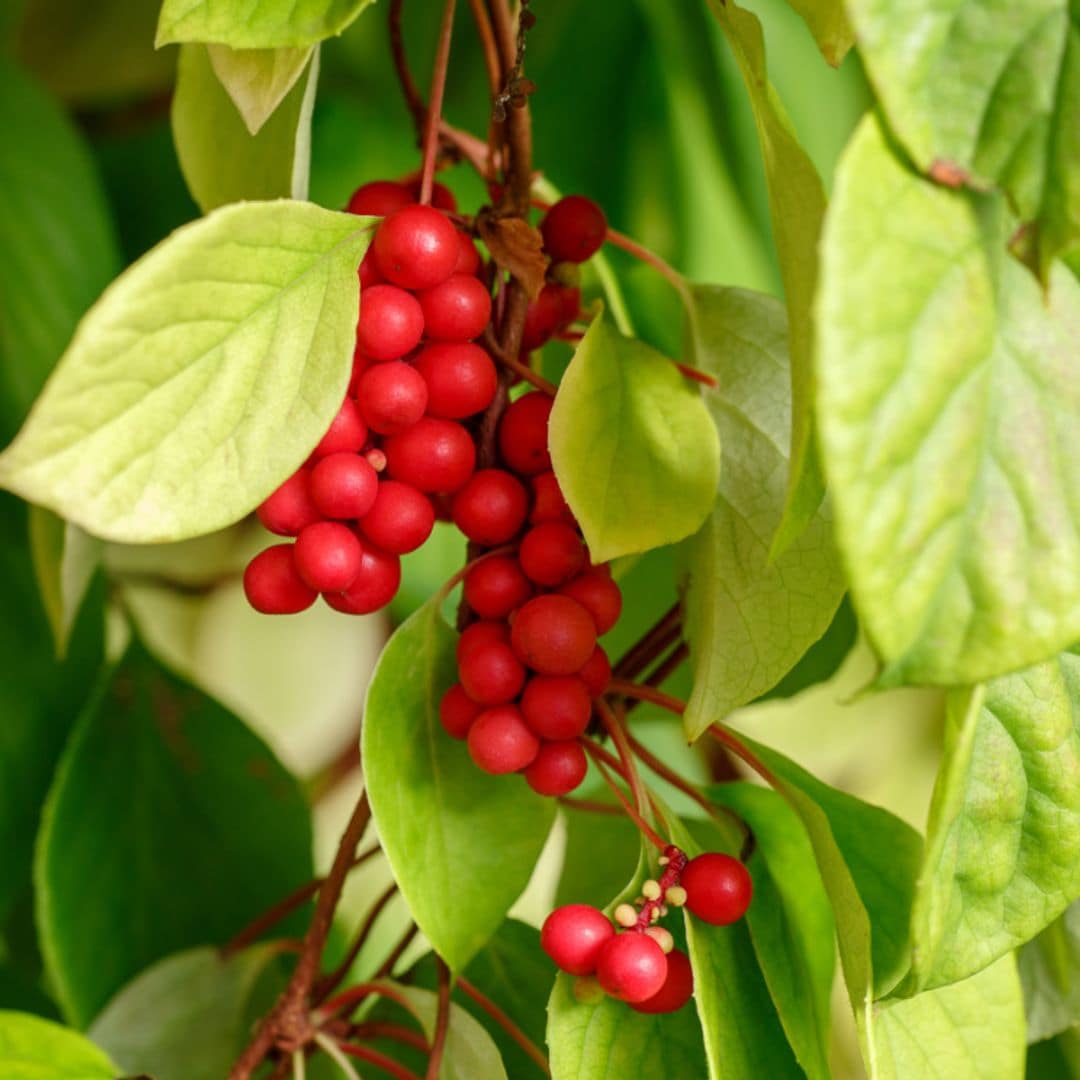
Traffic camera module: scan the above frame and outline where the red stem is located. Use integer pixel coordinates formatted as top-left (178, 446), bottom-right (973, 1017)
top-left (581, 739), bottom-right (666, 851)
top-left (425, 959), bottom-right (452, 1080)
top-left (314, 880), bottom-right (399, 1001)
top-left (457, 977), bottom-right (550, 1075)
top-left (418, 0), bottom-right (458, 206)
top-left (607, 680), bottom-right (686, 717)
top-left (337, 1041), bottom-right (423, 1080)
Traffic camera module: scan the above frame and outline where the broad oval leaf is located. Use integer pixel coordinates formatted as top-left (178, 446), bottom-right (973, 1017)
top-left (680, 287), bottom-right (844, 740)
top-left (157, 0), bottom-right (375, 48)
top-left (36, 643), bottom-right (313, 1026)
top-left (549, 310), bottom-right (719, 563)
top-left (817, 113), bottom-right (1080, 686)
top-left (208, 43), bottom-right (313, 135)
top-left (362, 600), bottom-right (555, 973)
top-left (0, 200), bottom-right (372, 543)
top-left (0, 1010), bottom-right (115, 1079)
top-left (1019, 902), bottom-right (1080, 1043)
top-left (908, 650), bottom-right (1080, 991)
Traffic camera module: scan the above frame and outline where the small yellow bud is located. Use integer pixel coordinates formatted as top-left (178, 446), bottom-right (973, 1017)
top-left (614, 903), bottom-right (638, 928)
top-left (642, 879), bottom-right (662, 901)
top-left (665, 885), bottom-right (688, 907)
top-left (645, 927), bottom-right (675, 953)
top-left (658, 855), bottom-right (670, 866)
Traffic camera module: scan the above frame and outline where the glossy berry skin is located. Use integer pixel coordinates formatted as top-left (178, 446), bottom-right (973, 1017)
top-left (358, 480), bottom-right (434, 554)
top-left (313, 398), bottom-right (367, 457)
top-left (257, 470), bottom-right (321, 536)
top-left (414, 343), bottom-right (497, 418)
top-left (630, 949), bottom-right (694, 1014)
top-left (498, 392), bottom-right (553, 475)
top-left (578, 645), bottom-right (612, 695)
top-left (680, 853), bottom-right (753, 926)
top-left (596, 932), bottom-right (668, 1003)
top-left (519, 522), bottom-right (587, 587)
top-left (541, 195), bottom-right (607, 263)
top-left (462, 555), bottom-right (532, 620)
top-left (356, 362), bottom-right (429, 435)
top-left (323, 541), bottom-right (401, 614)
top-left (383, 417), bottom-right (476, 494)
top-left (454, 230), bottom-right (482, 275)
top-left (417, 274), bottom-right (492, 342)
top-left (558, 284), bottom-right (581, 325)
top-left (456, 621), bottom-right (510, 665)
top-left (451, 469), bottom-right (529, 545)
top-left (294, 522), bottom-right (363, 593)
top-left (358, 249), bottom-right (383, 289)
top-left (525, 740), bottom-right (588, 796)
top-left (529, 470), bottom-right (574, 525)
top-left (541, 905), bottom-right (614, 975)
top-left (373, 205), bottom-right (459, 290)
top-left (309, 453), bottom-right (379, 520)
top-left (458, 641), bottom-right (526, 706)
top-left (467, 706), bottom-right (539, 774)
top-left (520, 675), bottom-right (592, 740)
top-left (559, 570), bottom-right (622, 634)
top-left (521, 284), bottom-right (565, 351)
top-left (355, 285), bottom-right (425, 362)
top-left (244, 545), bottom-right (317, 614)
top-left (440, 683), bottom-right (481, 739)
top-left (511, 595), bottom-right (597, 675)
top-left (347, 180), bottom-right (414, 216)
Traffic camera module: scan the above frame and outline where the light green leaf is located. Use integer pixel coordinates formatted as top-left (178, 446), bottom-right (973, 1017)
top-left (556, 804), bottom-right (642, 912)
top-left (680, 287), bottom-right (844, 739)
top-left (157, 0), bottom-right (374, 48)
top-left (549, 309), bottom-right (719, 563)
top-left (207, 43), bottom-right (312, 134)
top-left (1019, 903), bottom-right (1080, 1043)
top-left (173, 43), bottom-right (316, 212)
top-left (362, 600), bottom-right (555, 973)
top-left (817, 113), bottom-right (1080, 686)
top-left (780, 0), bottom-right (853, 65)
top-left (0, 200), bottom-right (372, 543)
top-left (0, 1010), bottom-right (115, 1079)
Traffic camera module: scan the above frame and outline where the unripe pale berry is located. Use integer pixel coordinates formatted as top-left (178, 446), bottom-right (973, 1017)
top-left (498, 392), bottom-right (553, 475)
top-left (383, 417), bottom-right (476, 494)
top-left (451, 469), bottom-right (529, 545)
top-left (355, 285), bottom-right (425, 362)
top-left (313, 398), bottom-right (367, 457)
top-left (518, 522), bottom-right (587, 586)
top-left (525, 740), bottom-right (588, 796)
top-left (541, 195), bottom-right (607, 263)
top-left (463, 556), bottom-right (532, 620)
top-left (458, 641), bottom-right (527, 706)
top-left (559, 570), bottom-right (622, 634)
top-left (257, 470), bottom-right (321, 536)
top-left (346, 180), bottom-right (413, 216)
top-left (373, 205), bottom-right (459, 290)
top-left (595, 932), bottom-right (668, 1003)
top-left (309, 453), bottom-right (379, 520)
top-left (520, 675), bottom-right (592, 739)
top-left (293, 522), bottom-right (363, 593)
top-left (540, 905), bottom-right (615, 975)
top-left (417, 274), bottom-right (492, 342)
top-left (414, 342), bottom-right (498, 419)
top-left (467, 706), bottom-right (539, 774)
top-left (244, 545), bottom-right (317, 614)
top-left (629, 948), bottom-right (693, 1014)
top-left (511, 595), bottom-right (597, 675)
top-left (439, 683), bottom-right (481, 739)
top-left (356, 361), bottom-right (429, 435)
top-left (323, 540), bottom-right (401, 614)
top-left (680, 853), bottom-right (753, 925)
top-left (357, 481), bottom-right (434, 554)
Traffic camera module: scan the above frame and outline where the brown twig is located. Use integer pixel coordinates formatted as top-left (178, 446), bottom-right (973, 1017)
top-left (557, 795), bottom-right (624, 816)
top-left (425, 959), bottom-right (452, 1080)
top-left (613, 603), bottom-right (682, 681)
top-left (466, 0), bottom-right (502, 97)
top-left (314, 881), bottom-right (400, 1001)
top-left (457, 977), bottom-right (550, 1074)
top-left (352, 1021), bottom-right (430, 1052)
top-left (336, 1041), bottom-right (423, 1080)
top-left (375, 921), bottom-right (422, 978)
top-left (418, 0), bottom-right (458, 205)
top-left (389, 0), bottom-right (426, 134)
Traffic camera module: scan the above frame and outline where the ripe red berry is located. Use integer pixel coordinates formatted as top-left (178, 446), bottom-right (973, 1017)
top-left (357, 480), bottom-right (435, 554)
top-left (521, 284), bottom-right (565, 351)
top-left (373, 205), bottom-right (459, 290)
top-left (520, 675), bottom-right (592, 739)
top-left (414, 342), bottom-right (497, 418)
top-left (467, 706), bottom-right (539, 774)
top-left (257, 470), bottom-right (321, 536)
top-left (323, 540), bottom-right (401, 614)
top-left (525, 740), bottom-right (588, 796)
top-left (557, 284), bottom-right (581, 325)
top-left (454, 230), bottom-right (481, 275)
top-left (244, 545), bottom-right (317, 614)
top-left (405, 177), bottom-right (458, 212)
top-left (680, 853), bottom-right (753, 926)
top-left (596, 932), bottom-right (668, 1003)
top-left (458, 641), bottom-right (527, 706)
top-left (313, 398), bottom-right (367, 457)
top-left (519, 522), bottom-right (587, 587)
top-left (457, 621), bottom-right (510, 665)
top-left (355, 361), bottom-right (429, 435)
top-left (541, 195), bottom-right (607, 263)
top-left (417, 274), bottom-right (492, 342)
top-left (559, 570), bottom-right (622, 634)
top-left (451, 469), bottom-right (529, 545)
top-left (358, 249), bottom-right (383, 289)
top-left (462, 555), bottom-right (532, 620)
top-left (440, 683), bottom-right (481, 739)
top-left (540, 905), bottom-right (615, 975)
top-left (630, 949), bottom-right (693, 1014)
top-left (355, 284), bottom-right (425, 362)
top-left (529, 470), bottom-right (574, 525)
top-left (294, 521), bottom-right (363, 593)
top-left (384, 417), bottom-right (476, 494)
top-left (309, 453), bottom-right (379, 520)
top-left (498, 392), bottom-right (553, 475)
top-left (511, 595), bottom-right (596, 675)
top-left (578, 645), bottom-right (612, 695)
top-left (347, 180), bottom-right (414, 216)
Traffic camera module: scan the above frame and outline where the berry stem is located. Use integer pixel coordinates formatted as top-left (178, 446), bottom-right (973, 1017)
top-left (425, 958), bottom-right (452, 1080)
top-left (606, 680), bottom-right (685, 718)
top-left (389, 0), bottom-right (426, 134)
top-left (582, 738), bottom-right (666, 851)
top-left (557, 795), bottom-right (624, 816)
top-left (351, 1021), bottom-right (430, 1052)
top-left (466, 0), bottom-right (501, 99)
top-left (708, 724), bottom-right (782, 790)
top-left (374, 921), bottom-right (422, 978)
top-left (613, 603), bottom-right (682, 681)
top-left (631, 845), bottom-right (688, 931)
top-left (457, 977), bottom-right (551, 1075)
top-left (481, 326), bottom-right (557, 394)
top-left (331, 1037), bottom-right (421, 1080)
top-left (418, 0), bottom-right (458, 206)
top-left (314, 880), bottom-right (399, 1001)
top-left (319, 981), bottom-right (423, 1022)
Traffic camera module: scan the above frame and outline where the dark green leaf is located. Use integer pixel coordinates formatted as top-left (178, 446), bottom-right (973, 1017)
top-left (556, 805), bottom-right (642, 912)
top-left (1019, 903), bottom-right (1080, 1043)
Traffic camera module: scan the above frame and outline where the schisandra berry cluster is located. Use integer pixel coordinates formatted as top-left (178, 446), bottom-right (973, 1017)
top-left (541, 849), bottom-right (753, 1012)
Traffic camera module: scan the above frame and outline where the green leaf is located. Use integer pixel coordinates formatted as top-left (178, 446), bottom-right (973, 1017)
top-left (362, 600), bottom-right (555, 973)
top-left (871, 955), bottom-right (1026, 1079)
top-left (779, 0), bottom-right (853, 65)
top-left (0, 58), bottom-right (121, 445)
top-left (0, 200), bottom-right (371, 543)
top-left (88, 945), bottom-right (284, 1079)
top-left (35, 643), bottom-right (313, 1026)
top-left (556, 805), bottom-right (642, 912)
top-left (0, 1010), bottom-right (115, 1078)
top-left (816, 113), bottom-right (1080, 686)
top-left (172, 43), bottom-right (316, 212)
top-left (1020, 903), bottom-right (1080, 1043)
top-left (549, 310), bottom-right (719, 563)
top-left (157, 0), bottom-right (374, 48)
top-left (680, 287), bottom-right (844, 739)
top-left (207, 43), bottom-right (313, 134)
top-left (909, 651), bottom-right (1080, 990)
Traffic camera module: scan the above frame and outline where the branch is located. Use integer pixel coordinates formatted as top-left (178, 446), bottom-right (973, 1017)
top-left (457, 977), bottom-right (550, 1075)
top-left (425, 959), bottom-right (452, 1080)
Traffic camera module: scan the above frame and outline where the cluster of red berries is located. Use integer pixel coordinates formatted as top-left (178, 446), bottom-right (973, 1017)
top-left (243, 180), bottom-right (496, 617)
top-left (541, 849), bottom-right (752, 1012)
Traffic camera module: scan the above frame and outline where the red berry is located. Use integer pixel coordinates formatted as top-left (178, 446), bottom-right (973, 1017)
top-left (454, 230), bottom-right (481, 275)
top-left (358, 249), bottom-right (383, 289)
top-left (510, 595), bottom-right (596, 675)
top-left (452, 469), bottom-right (529, 545)
top-left (373, 205), bottom-right (459, 290)
top-left (559, 570), bottom-right (622, 634)
top-left (680, 853), bottom-right (753, 926)
top-left (347, 180), bottom-right (413, 216)
top-left (244, 545), bottom-right (317, 614)
top-left (463, 556), bottom-right (532, 620)
top-left (417, 274), bottom-right (492, 342)
top-left (458, 641), bottom-right (526, 706)
top-left (467, 706), bottom-right (539, 774)
top-left (521, 284), bottom-right (564, 351)
top-left (529, 470), bottom-right (574, 525)
top-left (457, 621), bottom-right (510, 665)
top-left (309, 453), bottom-right (379, 520)
top-left (414, 342), bottom-right (497, 418)
top-left (440, 683), bottom-right (481, 739)
top-left (540, 905), bottom-right (614, 975)
top-left (557, 284), bottom-right (581, 325)
top-left (541, 195), bottom-right (607, 263)
top-left (525, 740), bottom-right (588, 796)
top-left (405, 177), bottom-right (458, 212)
top-left (630, 949), bottom-right (693, 1014)
top-left (356, 284), bottom-right (425, 362)
top-left (313, 398), bottom-right (367, 457)
top-left (257, 470), bottom-right (321, 536)
top-left (358, 481), bottom-right (434, 554)
top-left (293, 522), bottom-right (363, 593)
top-left (384, 417), bottom-right (476, 494)
top-left (519, 522), bottom-right (586, 587)
top-left (356, 361), bottom-right (429, 435)
top-left (498, 392), bottom-right (552, 475)
top-left (578, 645), bottom-right (612, 695)
top-left (596, 932), bottom-right (668, 1003)
top-left (520, 675), bottom-right (591, 739)
top-left (323, 540), bottom-right (401, 614)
